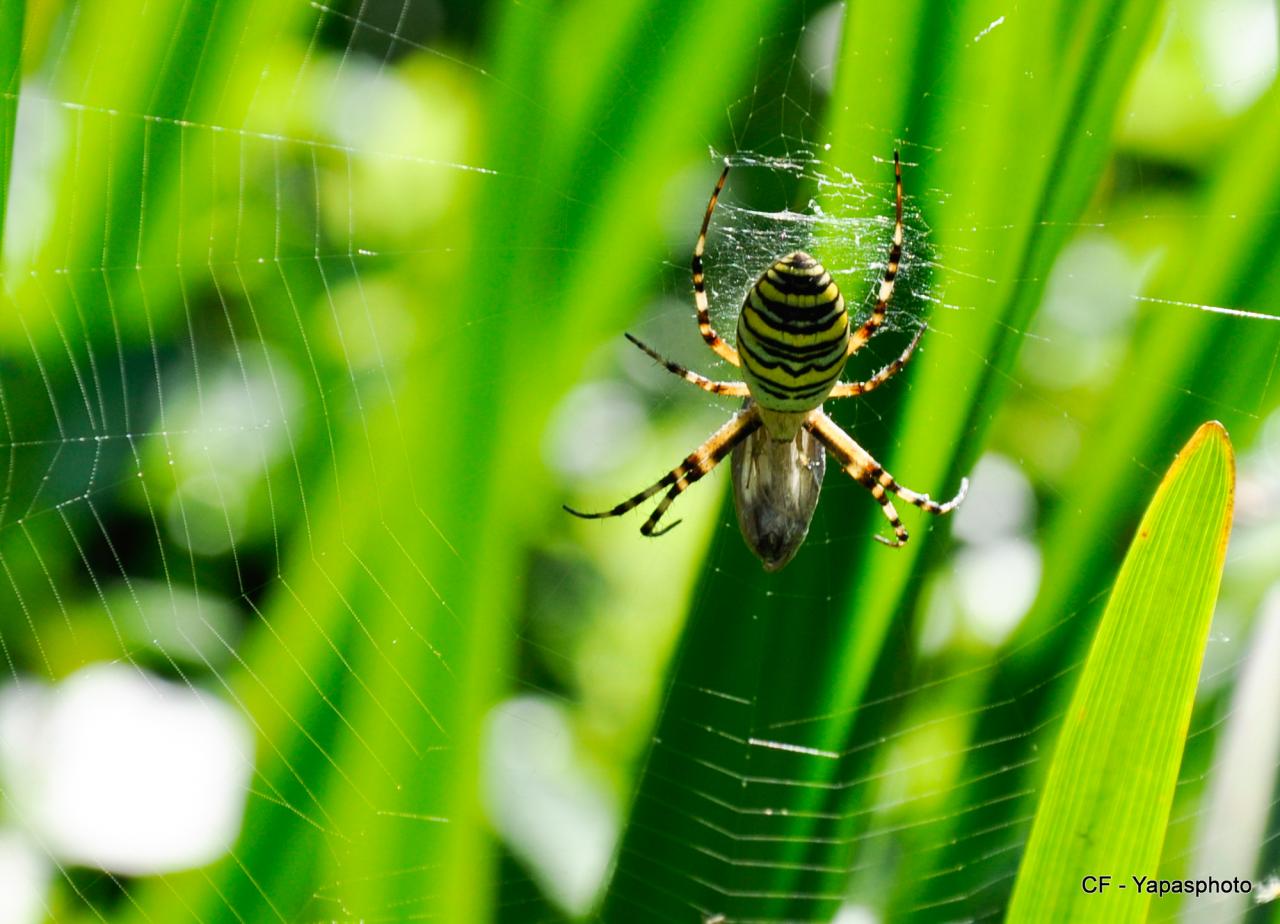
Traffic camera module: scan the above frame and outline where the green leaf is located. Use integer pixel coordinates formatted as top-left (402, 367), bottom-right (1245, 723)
top-left (111, 1), bottom-right (792, 922)
top-left (1007, 421), bottom-right (1235, 924)
top-left (0, 0), bottom-right (20, 254)
top-left (914, 64), bottom-right (1280, 917)
top-left (600, 2), bottom-right (1161, 920)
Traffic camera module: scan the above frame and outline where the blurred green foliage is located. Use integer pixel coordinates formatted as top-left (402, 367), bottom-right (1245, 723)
top-left (0, 0), bottom-right (1278, 922)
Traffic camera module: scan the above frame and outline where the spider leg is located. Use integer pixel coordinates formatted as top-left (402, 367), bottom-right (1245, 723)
top-left (693, 165), bottom-right (742, 367)
top-left (625, 334), bottom-right (749, 397)
top-left (564, 406), bottom-right (761, 536)
top-left (806, 410), bottom-right (967, 548)
top-left (846, 150), bottom-right (904, 358)
top-left (828, 326), bottom-right (923, 399)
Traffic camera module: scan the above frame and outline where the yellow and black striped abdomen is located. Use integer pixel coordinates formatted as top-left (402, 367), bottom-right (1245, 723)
top-left (737, 251), bottom-right (850, 415)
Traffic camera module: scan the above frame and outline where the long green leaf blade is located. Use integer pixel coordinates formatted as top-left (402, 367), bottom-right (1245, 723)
top-left (0, 0), bottom-right (20, 254)
top-left (921, 68), bottom-right (1280, 920)
top-left (600, 2), bottom-right (1161, 920)
top-left (112, 1), bottom-right (791, 921)
top-left (1007, 421), bottom-right (1235, 924)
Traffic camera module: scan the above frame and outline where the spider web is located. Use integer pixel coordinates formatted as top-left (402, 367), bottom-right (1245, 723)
top-left (0, 1), bottom-right (1279, 923)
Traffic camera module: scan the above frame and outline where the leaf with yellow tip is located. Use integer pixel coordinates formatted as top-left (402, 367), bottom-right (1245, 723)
top-left (1008, 421), bottom-right (1235, 924)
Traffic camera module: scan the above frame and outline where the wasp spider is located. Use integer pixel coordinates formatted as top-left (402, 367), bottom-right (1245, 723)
top-left (565, 152), bottom-right (967, 571)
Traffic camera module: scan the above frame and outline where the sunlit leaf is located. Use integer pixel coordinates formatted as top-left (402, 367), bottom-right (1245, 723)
top-left (600, 2), bottom-right (1162, 920)
top-left (1007, 421), bottom-right (1235, 924)
top-left (0, 0), bottom-right (20, 252)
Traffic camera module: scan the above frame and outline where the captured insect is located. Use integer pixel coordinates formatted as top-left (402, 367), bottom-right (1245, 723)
top-left (565, 152), bottom-right (967, 571)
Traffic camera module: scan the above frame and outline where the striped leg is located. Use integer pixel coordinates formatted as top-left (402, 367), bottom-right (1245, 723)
top-left (828, 326), bottom-right (923, 399)
top-left (625, 334), bottom-right (749, 397)
top-left (693, 164), bottom-right (741, 367)
top-left (846, 150), bottom-right (904, 358)
top-left (564, 407), bottom-right (761, 536)
top-left (806, 410), bottom-right (967, 548)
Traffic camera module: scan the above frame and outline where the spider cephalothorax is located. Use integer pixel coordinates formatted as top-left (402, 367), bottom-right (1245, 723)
top-left (566, 152), bottom-right (967, 571)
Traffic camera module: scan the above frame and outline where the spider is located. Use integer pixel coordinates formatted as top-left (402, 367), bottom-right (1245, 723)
top-left (565, 152), bottom-right (967, 571)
